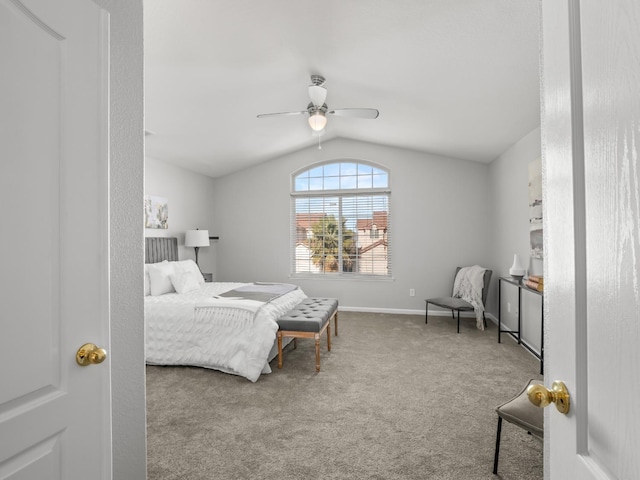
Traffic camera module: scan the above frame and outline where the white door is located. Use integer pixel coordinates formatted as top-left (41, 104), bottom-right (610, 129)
top-left (0, 0), bottom-right (111, 478)
top-left (542, 0), bottom-right (640, 478)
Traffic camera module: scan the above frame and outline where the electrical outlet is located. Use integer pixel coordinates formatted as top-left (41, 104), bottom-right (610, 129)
top-left (409, 288), bottom-right (415, 297)
top-left (507, 302), bottom-right (511, 313)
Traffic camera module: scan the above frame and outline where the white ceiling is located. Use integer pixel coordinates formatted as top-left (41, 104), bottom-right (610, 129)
top-left (144, 0), bottom-right (541, 178)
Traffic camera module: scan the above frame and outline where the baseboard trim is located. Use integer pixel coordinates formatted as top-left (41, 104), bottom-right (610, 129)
top-left (338, 306), bottom-right (500, 323)
top-left (338, 306), bottom-right (424, 315)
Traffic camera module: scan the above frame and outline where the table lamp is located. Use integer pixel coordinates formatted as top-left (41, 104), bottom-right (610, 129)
top-left (185, 229), bottom-right (210, 269)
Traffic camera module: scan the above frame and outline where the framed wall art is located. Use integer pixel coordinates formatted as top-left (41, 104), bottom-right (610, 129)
top-left (528, 158), bottom-right (542, 259)
top-left (144, 195), bottom-right (168, 229)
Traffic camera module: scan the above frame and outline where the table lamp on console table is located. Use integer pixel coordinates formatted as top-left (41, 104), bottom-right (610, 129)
top-left (185, 229), bottom-right (210, 271)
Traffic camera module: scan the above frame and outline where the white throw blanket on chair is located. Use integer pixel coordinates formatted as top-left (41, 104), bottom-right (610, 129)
top-left (452, 265), bottom-right (487, 330)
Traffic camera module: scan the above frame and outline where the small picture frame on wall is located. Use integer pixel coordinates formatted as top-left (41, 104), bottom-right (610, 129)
top-left (144, 195), bottom-right (168, 229)
top-left (528, 158), bottom-right (542, 259)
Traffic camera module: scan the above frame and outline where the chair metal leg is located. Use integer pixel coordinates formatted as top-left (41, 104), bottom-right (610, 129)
top-left (457, 310), bottom-right (460, 333)
top-left (493, 416), bottom-right (502, 474)
top-left (425, 301), bottom-right (429, 324)
top-left (483, 312), bottom-right (487, 329)
top-left (451, 309), bottom-right (455, 319)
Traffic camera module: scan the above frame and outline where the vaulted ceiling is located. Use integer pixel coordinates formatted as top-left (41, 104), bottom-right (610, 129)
top-left (144, 0), bottom-right (540, 178)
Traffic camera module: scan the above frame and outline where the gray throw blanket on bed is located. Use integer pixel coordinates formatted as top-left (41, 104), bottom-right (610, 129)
top-left (217, 282), bottom-right (299, 303)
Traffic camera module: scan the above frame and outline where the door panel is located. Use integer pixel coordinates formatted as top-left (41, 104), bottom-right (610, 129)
top-left (0, 436), bottom-right (61, 479)
top-left (0, 0), bottom-right (61, 409)
top-left (581, 0), bottom-right (640, 476)
top-left (542, 0), bottom-right (640, 478)
top-left (0, 0), bottom-right (111, 478)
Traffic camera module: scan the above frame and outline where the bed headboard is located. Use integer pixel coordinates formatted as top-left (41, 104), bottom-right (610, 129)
top-left (145, 237), bottom-right (178, 263)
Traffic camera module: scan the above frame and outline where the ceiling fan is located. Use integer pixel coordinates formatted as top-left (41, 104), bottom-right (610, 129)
top-left (257, 75), bottom-right (379, 133)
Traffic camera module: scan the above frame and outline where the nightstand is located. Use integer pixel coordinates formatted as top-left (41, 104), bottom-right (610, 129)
top-left (202, 273), bottom-right (213, 282)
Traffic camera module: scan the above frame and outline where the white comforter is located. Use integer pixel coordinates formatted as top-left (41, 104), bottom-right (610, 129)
top-left (145, 282), bottom-right (307, 381)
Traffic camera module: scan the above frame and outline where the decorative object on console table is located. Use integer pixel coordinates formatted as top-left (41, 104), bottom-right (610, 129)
top-left (185, 229), bottom-right (210, 270)
top-left (508, 254), bottom-right (526, 282)
top-left (524, 275), bottom-right (544, 292)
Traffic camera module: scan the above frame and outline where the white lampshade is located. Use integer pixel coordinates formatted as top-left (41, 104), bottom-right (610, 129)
top-left (308, 111), bottom-right (327, 131)
top-left (185, 229), bottom-right (210, 247)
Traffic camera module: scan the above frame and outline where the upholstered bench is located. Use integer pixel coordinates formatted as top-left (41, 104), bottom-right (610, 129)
top-left (276, 297), bottom-right (339, 372)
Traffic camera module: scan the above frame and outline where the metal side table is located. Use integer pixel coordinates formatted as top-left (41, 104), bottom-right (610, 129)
top-left (498, 276), bottom-right (544, 374)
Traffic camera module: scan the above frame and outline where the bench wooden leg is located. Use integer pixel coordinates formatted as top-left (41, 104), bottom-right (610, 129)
top-left (278, 315), bottom-right (332, 372)
top-left (314, 333), bottom-right (321, 372)
top-left (334, 311), bottom-right (338, 336)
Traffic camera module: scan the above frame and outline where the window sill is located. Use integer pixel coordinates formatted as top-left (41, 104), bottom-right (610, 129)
top-left (289, 273), bottom-right (395, 282)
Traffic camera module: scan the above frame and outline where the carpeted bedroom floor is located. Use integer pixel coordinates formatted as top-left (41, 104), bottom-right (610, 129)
top-left (146, 311), bottom-right (543, 480)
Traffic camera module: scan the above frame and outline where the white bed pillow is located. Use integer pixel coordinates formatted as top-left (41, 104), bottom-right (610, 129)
top-left (170, 271), bottom-right (202, 294)
top-left (144, 264), bottom-right (151, 296)
top-left (147, 261), bottom-right (175, 296)
top-left (173, 259), bottom-right (205, 285)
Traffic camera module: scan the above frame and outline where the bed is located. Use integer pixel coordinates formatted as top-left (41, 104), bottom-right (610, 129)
top-left (144, 237), bottom-right (306, 382)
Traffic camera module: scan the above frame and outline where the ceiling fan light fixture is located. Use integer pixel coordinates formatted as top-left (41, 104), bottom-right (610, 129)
top-left (256, 75), bottom-right (379, 134)
top-left (308, 110), bottom-right (327, 131)
top-left (308, 84), bottom-right (327, 107)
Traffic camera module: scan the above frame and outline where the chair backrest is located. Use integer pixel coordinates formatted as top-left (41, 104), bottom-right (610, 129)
top-left (455, 266), bottom-right (493, 306)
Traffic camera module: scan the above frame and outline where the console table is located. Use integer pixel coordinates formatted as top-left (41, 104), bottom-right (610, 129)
top-left (497, 276), bottom-right (544, 374)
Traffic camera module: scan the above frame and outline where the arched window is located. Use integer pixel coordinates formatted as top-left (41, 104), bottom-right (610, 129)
top-left (291, 160), bottom-right (391, 277)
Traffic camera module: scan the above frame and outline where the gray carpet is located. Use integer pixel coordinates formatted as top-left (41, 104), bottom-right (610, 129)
top-left (146, 312), bottom-right (543, 479)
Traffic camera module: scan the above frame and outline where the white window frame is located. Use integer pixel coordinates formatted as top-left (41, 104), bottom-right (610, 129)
top-left (290, 160), bottom-right (391, 279)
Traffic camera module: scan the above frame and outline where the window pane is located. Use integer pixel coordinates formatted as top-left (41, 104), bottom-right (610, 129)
top-left (357, 174), bottom-right (373, 189)
top-left (324, 176), bottom-right (340, 190)
top-left (340, 175), bottom-right (357, 189)
top-left (357, 163), bottom-right (373, 175)
top-left (372, 173), bottom-right (388, 188)
top-left (295, 177), bottom-right (309, 191)
top-left (324, 163), bottom-right (340, 176)
top-left (309, 166), bottom-right (323, 177)
top-left (340, 162), bottom-right (357, 176)
top-left (309, 177), bottom-right (323, 190)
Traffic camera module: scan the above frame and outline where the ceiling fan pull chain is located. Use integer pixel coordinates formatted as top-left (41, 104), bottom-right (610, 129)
top-left (318, 134), bottom-right (322, 150)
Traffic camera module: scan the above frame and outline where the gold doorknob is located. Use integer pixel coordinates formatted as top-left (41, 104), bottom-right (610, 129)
top-left (76, 343), bottom-right (107, 366)
top-left (527, 381), bottom-right (570, 414)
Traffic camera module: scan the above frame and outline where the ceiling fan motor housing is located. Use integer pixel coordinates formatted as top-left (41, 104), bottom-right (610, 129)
top-left (310, 75), bottom-right (326, 86)
top-left (307, 102), bottom-right (328, 115)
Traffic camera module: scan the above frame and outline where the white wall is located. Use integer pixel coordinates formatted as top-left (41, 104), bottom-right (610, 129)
top-left (212, 137), bottom-right (491, 312)
top-left (488, 127), bottom-right (543, 353)
top-left (145, 129), bottom-right (545, 351)
top-left (145, 157), bottom-right (218, 276)
top-left (93, 0), bottom-right (146, 478)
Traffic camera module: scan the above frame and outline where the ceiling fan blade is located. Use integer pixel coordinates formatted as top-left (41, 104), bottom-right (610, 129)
top-left (257, 110), bottom-right (307, 119)
top-left (328, 108), bottom-right (379, 119)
